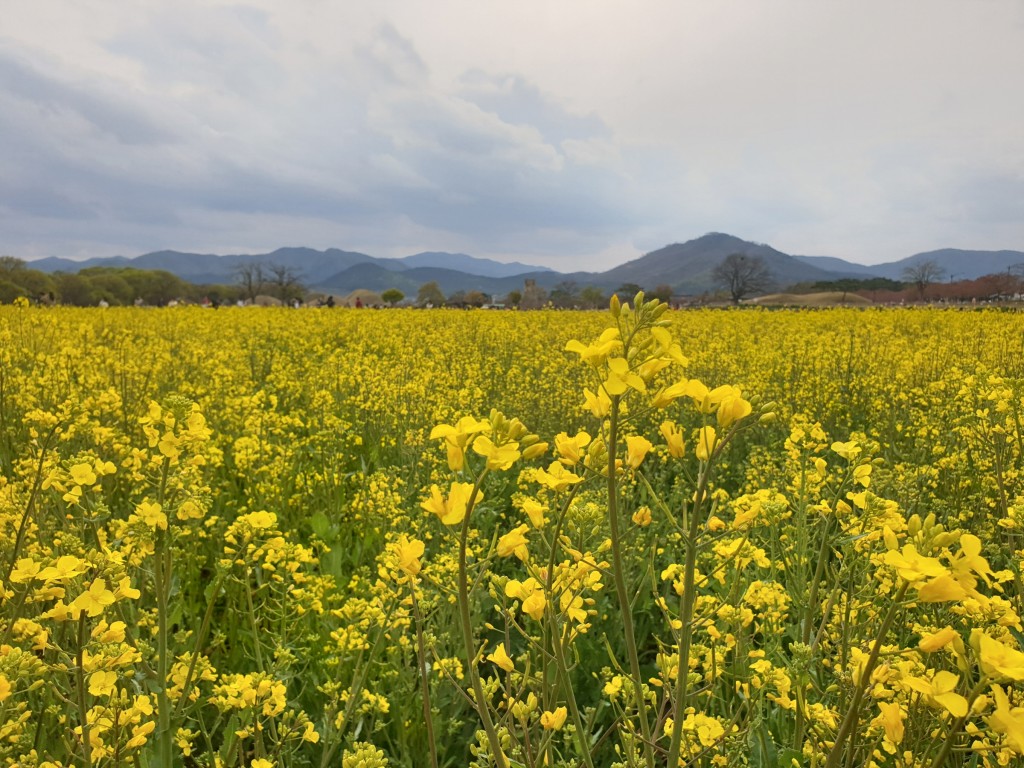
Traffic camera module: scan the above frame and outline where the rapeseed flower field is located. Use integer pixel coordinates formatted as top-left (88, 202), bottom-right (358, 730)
top-left (1, 299), bottom-right (1024, 767)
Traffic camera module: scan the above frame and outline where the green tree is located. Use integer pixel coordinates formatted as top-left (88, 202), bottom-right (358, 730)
top-left (416, 281), bottom-right (445, 307)
top-left (549, 281), bottom-right (579, 308)
top-left (463, 290), bottom-right (487, 308)
top-left (121, 269), bottom-right (187, 305)
top-left (0, 256), bottom-right (56, 301)
top-left (381, 288), bottom-right (405, 306)
top-left (651, 284), bottom-right (673, 305)
top-left (579, 285), bottom-right (606, 309)
top-left (53, 272), bottom-right (96, 306)
top-left (79, 268), bottom-right (134, 305)
top-left (615, 283), bottom-right (643, 302)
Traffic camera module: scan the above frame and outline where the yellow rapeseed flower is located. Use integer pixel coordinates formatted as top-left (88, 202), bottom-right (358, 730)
top-left (540, 707), bottom-right (567, 730)
top-left (420, 482), bottom-right (479, 526)
top-left (486, 643), bottom-right (515, 673)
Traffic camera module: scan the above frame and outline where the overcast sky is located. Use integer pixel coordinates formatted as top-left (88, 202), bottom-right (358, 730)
top-left (2, 1), bottom-right (1023, 270)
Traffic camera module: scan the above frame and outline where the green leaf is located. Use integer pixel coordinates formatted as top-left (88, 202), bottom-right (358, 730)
top-left (748, 720), bottom-right (779, 768)
top-left (310, 510), bottom-right (332, 540)
top-left (777, 747), bottom-right (804, 767)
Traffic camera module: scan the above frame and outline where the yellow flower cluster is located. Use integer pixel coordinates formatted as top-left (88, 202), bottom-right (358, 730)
top-left (2, 301), bottom-right (1024, 767)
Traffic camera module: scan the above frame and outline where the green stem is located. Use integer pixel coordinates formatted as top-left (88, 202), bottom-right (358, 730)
top-left (76, 613), bottom-right (93, 768)
top-left (665, 452), bottom-right (713, 768)
top-left (606, 396), bottom-right (656, 768)
top-left (927, 680), bottom-right (988, 768)
top-left (154, 459), bottom-right (172, 768)
top-left (412, 586), bottom-right (439, 768)
top-left (173, 571), bottom-right (226, 720)
top-left (794, 516), bottom-right (835, 751)
top-left (319, 602), bottom-right (396, 768)
top-left (4, 423), bottom-right (60, 583)
top-left (456, 473), bottom-right (509, 768)
top-left (824, 580), bottom-right (909, 768)
top-left (244, 565), bottom-right (279, 746)
top-left (549, 617), bottom-right (597, 768)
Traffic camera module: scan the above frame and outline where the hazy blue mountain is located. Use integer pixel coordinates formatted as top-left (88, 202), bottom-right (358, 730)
top-left (398, 252), bottom-right (553, 277)
top-left (22, 237), bottom-right (1024, 299)
top-left (29, 255), bottom-right (134, 271)
top-left (29, 247), bottom-right (382, 285)
top-left (792, 255), bottom-right (881, 277)
top-left (598, 233), bottom-right (845, 294)
top-left (317, 263), bottom-right (555, 297)
top-left (866, 249), bottom-right (1024, 281)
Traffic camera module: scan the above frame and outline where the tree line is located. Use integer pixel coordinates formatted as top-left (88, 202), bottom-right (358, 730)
top-left (7, 251), bottom-right (1017, 309)
top-left (0, 257), bottom-right (306, 307)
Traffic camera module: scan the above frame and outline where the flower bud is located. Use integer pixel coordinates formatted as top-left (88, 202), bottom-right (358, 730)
top-left (521, 442), bottom-right (549, 460)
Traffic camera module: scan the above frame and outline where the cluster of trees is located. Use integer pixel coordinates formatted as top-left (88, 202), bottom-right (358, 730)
top-left (0, 256), bottom-right (239, 306)
top-left (410, 280), bottom-right (678, 309)
top-left (791, 276), bottom-right (907, 294)
top-left (791, 259), bottom-right (1024, 303)
top-left (0, 256), bottom-right (319, 307)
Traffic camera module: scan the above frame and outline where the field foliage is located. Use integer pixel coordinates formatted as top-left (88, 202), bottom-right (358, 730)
top-left (1, 302), bottom-right (1024, 768)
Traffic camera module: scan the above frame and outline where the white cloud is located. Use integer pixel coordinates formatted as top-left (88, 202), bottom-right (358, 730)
top-left (1, 0), bottom-right (1023, 266)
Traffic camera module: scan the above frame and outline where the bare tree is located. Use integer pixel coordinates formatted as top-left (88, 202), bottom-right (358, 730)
top-left (234, 261), bottom-right (267, 303)
top-left (520, 279), bottom-right (548, 310)
top-left (712, 253), bottom-right (773, 304)
top-left (268, 263), bottom-right (304, 305)
top-left (902, 259), bottom-right (945, 301)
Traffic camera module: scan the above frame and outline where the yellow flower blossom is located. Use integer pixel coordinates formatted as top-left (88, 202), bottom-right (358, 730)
top-left (695, 426), bottom-right (717, 462)
top-left (486, 644), bottom-right (515, 673)
top-left (874, 701), bottom-right (905, 745)
top-left (471, 434), bottom-right (520, 471)
top-left (659, 420), bottom-right (685, 458)
top-left (496, 524), bottom-right (530, 560)
top-left (540, 707), bottom-right (567, 730)
top-left (554, 431), bottom-right (590, 465)
top-left (38, 555), bottom-right (88, 582)
top-left (70, 578), bottom-right (117, 619)
top-left (901, 670), bottom-right (968, 717)
top-left (518, 497), bottom-right (547, 528)
top-left (883, 545), bottom-right (947, 583)
top-left (918, 626), bottom-right (959, 653)
top-left (973, 630), bottom-right (1024, 681)
top-left (564, 328), bottom-right (621, 366)
top-left (602, 357), bottom-right (646, 396)
top-left (506, 577), bottom-right (546, 620)
top-left (429, 415), bottom-right (491, 471)
top-left (390, 535), bottom-right (425, 576)
top-left (533, 461), bottom-right (583, 491)
top-left (582, 387), bottom-right (612, 418)
top-left (988, 685), bottom-right (1024, 753)
top-left (420, 482), bottom-right (479, 526)
top-left (624, 435), bottom-right (653, 469)
top-left (69, 463), bottom-right (98, 486)
top-left (88, 670), bottom-right (118, 697)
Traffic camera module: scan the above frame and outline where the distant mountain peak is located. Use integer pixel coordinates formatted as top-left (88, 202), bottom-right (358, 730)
top-left (399, 251), bottom-right (552, 278)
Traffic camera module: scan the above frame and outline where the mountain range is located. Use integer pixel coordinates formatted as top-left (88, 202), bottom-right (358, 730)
top-left (25, 234), bottom-right (1024, 298)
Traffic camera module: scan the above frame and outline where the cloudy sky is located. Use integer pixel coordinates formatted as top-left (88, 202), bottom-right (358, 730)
top-left (2, 1), bottom-right (1023, 270)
